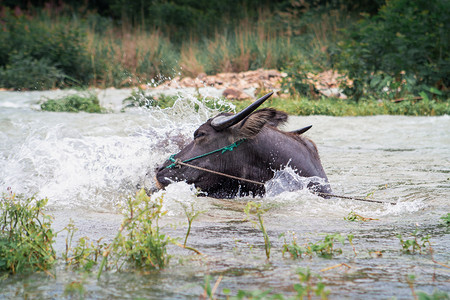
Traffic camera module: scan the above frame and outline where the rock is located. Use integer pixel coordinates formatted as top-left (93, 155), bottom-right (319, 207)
top-left (319, 88), bottom-right (347, 99)
top-left (148, 68), bottom-right (348, 99)
top-left (222, 87), bottom-right (252, 100)
top-left (197, 73), bottom-right (207, 80)
top-left (180, 77), bottom-right (195, 87)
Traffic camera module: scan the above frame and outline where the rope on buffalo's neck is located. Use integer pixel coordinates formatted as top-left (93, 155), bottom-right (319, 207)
top-left (166, 139), bottom-right (246, 169)
top-left (169, 159), bottom-right (397, 205)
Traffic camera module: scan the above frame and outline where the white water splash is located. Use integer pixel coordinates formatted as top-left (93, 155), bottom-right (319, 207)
top-left (0, 92), bottom-right (229, 211)
top-left (265, 166), bottom-right (328, 197)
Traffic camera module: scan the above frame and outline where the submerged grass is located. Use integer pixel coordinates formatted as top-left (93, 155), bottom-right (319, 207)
top-left (244, 202), bottom-right (271, 260)
top-left (396, 229), bottom-right (431, 254)
top-left (281, 233), bottom-right (349, 259)
top-left (207, 267), bottom-right (330, 300)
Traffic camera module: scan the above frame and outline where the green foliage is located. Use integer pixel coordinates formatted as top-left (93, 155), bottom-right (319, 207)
top-left (0, 192), bottom-right (56, 275)
top-left (233, 96), bottom-right (450, 116)
top-left (97, 190), bottom-right (170, 278)
top-left (244, 202), bottom-right (271, 259)
top-left (227, 289), bottom-right (274, 300)
top-left (334, 0), bottom-right (450, 100)
top-left (280, 232), bottom-right (305, 259)
top-left (407, 274), bottom-right (449, 300)
top-left (281, 60), bottom-right (318, 97)
top-left (293, 268), bottom-right (330, 300)
top-left (0, 9), bottom-right (94, 88)
top-left (440, 213), bottom-right (450, 226)
top-left (63, 220), bottom-right (106, 271)
top-left (344, 211), bottom-right (378, 222)
top-left (64, 280), bottom-right (86, 298)
top-left (122, 89), bottom-right (178, 110)
top-left (396, 229), bottom-right (431, 254)
top-left (179, 202), bottom-right (203, 247)
top-left (221, 268), bottom-right (329, 299)
top-left (114, 190), bottom-right (170, 270)
top-left (416, 290), bottom-right (450, 300)
top-left (108, 1), bottom-right (281, 43)
top-left (122, 88), bottom-right (158, 109)
top-left (0, 52), bottom-right (65, 90)
top-left (40, 93), bottom-right (103, 113)
top-left (281, 233), bottom-right (349, 259)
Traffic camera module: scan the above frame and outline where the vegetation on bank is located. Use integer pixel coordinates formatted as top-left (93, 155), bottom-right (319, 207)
top-left (38, 88), bottom-right (449, 115)
top-left (1, 0), bottom-right (449, 106)
top-left (119, 89), bottom-right (450, 116)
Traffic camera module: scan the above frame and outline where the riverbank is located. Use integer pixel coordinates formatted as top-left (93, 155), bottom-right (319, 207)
top-left (2, 86), bottom-right (447, 117)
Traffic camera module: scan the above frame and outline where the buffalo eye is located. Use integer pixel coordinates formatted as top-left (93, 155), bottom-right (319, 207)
top-left (194, 130), bottom-right (206, 140)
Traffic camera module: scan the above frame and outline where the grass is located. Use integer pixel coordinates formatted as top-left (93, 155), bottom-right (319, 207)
top-left (119, 90), bottom-right (450, 116)
top-left (244, 202), bottom-right (271, 260)
top-left (37, 88), bottom-right (449, 116)
top-left (233, 95), bottom-right (450, 116)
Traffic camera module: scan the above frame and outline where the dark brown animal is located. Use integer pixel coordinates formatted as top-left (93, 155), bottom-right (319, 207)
top-left (155, 92), bottom-right (331, 198)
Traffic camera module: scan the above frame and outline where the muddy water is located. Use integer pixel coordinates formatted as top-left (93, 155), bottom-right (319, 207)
top-left (0, 89), bottom-right (449, 299)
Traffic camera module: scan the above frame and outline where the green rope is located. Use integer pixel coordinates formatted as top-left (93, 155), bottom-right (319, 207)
top-left (166, 139), bottom-right (246, 169)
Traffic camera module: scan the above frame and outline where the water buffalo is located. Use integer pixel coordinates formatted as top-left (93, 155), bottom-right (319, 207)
top-left (155, 92), bottom-right (331, 198)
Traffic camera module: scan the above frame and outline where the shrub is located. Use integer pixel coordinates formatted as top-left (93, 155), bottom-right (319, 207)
top-left (0, 8), bottom-right (94, 88)
top-left (0, 52), bottom-right (65, 90)
top-left (0, 192), bottom-right (56, 275)
top-left (122, 89), bottom-right (178, 110)
top-left (40, 93), bottom-right (103, 113)
top-left (334, 0), bottom-right (450, 100)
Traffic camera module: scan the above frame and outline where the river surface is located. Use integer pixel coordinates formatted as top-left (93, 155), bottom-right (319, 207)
top-left (0, 89), bottom-right (449, 299)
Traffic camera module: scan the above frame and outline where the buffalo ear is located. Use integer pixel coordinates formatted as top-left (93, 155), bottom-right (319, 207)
top-left (237, 108), bottom-right (287, 138)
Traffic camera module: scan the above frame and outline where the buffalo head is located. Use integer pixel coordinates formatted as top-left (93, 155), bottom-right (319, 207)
top-left (155, 92), bottom-right (331, 198)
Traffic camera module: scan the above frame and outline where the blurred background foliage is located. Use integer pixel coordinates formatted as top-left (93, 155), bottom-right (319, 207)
top-left (0, 0), bottom-right (448, 102)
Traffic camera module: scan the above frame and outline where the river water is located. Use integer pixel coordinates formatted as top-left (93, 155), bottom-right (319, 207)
top-left (0, 89), bottom-right (449, 299)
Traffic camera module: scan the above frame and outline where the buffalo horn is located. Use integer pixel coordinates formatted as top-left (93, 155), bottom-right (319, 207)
top-left (290, 125), bottom-right (312, 135)
top-left (211, 92), bottom-right (274, 131)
